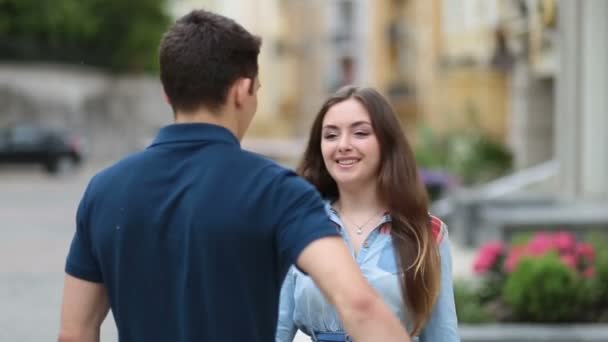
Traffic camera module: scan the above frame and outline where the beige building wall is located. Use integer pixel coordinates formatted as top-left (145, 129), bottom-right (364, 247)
top-left (278, 0), bottom-right (329, 137)
top-left (168, 0), bottom-right (513, 143)
top-left (432, 0), bottom-right (510, 141)
top-left (403, 0), bottom-right (442, 137)
top-left (169, 0), bottom-right (292, 137)
top-left (169, 0), bottom-right (216, 18)
top-left (366, 0), bottom-right (390, 91)
top-left (358, 0), bottom-right (509, 142)
top-left (441, 0), bottom-right (499, 61)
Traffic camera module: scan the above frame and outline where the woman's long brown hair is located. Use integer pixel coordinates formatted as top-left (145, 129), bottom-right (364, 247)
top-left (297, 86), bottom-right (441, 335)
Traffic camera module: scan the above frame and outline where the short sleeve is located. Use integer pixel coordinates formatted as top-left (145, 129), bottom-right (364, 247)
top-left (419, 227), bottom-right (460, 341)
top-left (65, 181), bottom-right (103, 283)
top-left (270, 171), bottom-right (340, 274)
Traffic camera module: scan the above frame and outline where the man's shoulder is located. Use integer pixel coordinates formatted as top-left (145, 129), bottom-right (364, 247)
top-left (235, 150), bottom-right (319, 198)
top-left (238, 148), bottom-right (281, 166)
top-left (86, 151), bottom-right (148, 191)
top-left (237, 149), bottom-right (298, 179)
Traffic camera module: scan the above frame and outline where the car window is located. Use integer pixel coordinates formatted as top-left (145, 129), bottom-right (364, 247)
top-left (10, 126), bottom-right (43, 145)
top-left (0, 129), bottom-right (8, 148)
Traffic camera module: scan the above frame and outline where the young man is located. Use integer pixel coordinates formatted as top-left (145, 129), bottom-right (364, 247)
top-left (58, 10), bottom-right (410, 342)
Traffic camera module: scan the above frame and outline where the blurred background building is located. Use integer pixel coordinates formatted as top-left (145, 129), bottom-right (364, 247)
top-left (1, 0), bottom-right (606, 217)
top-left (2, 0), bottom-right (608, 340)
top-left (1, 0), bottom-right (606, 221)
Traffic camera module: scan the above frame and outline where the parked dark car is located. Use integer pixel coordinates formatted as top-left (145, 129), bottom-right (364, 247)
top-left (0, 124), bottom-right (85, 174)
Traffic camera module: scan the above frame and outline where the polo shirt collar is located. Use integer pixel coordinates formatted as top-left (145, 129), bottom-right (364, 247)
top-left (149, 123), bottom-right (240, 148)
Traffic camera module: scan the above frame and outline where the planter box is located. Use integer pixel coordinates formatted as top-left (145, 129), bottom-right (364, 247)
top-left (459, 324), bottom-right (608, 342)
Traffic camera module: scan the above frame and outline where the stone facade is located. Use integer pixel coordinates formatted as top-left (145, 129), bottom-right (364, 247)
top-left (0, 64), bottom-right (170, 161)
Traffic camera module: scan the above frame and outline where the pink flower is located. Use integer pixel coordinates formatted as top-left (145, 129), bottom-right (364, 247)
top-left (583, 267), bottom-right (596, 278)
top-left (576, 243), bottom-right (595, 262)
top-left (504, 245), bottom-right (526, 273)
top-left (473, 231), bottom-right (600, 280)
top-left (560, 253), bottom-right (577, 270)
top-left (527, 232), bottom-right (555, 256)
top-left (473, 242), bottom-right (504, 274)
top-left (553, 231), bottom-right (576, 253)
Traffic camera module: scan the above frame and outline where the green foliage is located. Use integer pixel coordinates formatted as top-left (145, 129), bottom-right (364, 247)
top-left (594, 246), bottom-right (608, 301)
top-left (0, 0), bottom-right (170, 72)
top-left (510, 232), bottom-right (534, 247)
top-left (503, 253), bottom-right (594, 322)
top-left (454, 280), bottom-right (494, 324)
top-left (476, 272), bottom-right (505, 304)
top-left (469, 231), bottom-right (608, 323)
top-left (414, 107), bottom-right (513, 186)
top-left (586, 233), bottom-right (608, 318)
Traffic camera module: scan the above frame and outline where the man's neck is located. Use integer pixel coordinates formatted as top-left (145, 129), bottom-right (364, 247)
top-left (175, 108), bottom-right (239, 139)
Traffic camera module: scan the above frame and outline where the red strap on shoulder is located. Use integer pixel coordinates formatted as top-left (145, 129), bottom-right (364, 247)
top-left (430, 215), bottom-right (444, 243)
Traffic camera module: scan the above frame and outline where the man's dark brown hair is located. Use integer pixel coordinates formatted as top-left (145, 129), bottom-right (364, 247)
top-left (159, 10), bottom-right (261, 113)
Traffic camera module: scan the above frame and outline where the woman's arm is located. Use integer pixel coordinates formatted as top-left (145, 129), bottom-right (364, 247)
top-left (276, 267), bottom-right (298, 342)
top-left (419, 226), bottom-right (461, 341)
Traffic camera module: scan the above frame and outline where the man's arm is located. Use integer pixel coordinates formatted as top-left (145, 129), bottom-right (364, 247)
top-left (297, 236), bottom-right (411, 342)
top-left (58, 274), bottom-right (110, 342)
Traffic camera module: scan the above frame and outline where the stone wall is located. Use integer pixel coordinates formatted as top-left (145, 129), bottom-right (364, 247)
top-left (509, 61), bottom-right (555, 169)
top-left (0, 63), bottom-right (171, 162)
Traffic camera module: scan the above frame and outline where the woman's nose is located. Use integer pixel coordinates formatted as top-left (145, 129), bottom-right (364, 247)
top-left (337, 136), bottom-right (352, 152)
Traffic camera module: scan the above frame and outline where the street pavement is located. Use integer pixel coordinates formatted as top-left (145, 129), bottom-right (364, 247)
top-left (0, 162), bottom-right (474, 341)
top-left (0, 164), bottom-right (116, 341)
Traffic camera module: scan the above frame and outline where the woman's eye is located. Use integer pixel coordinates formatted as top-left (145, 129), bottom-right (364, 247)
top-left (323, 133), bottom-right (338, 140)
top-left (354, 131), bottom-right (370, 137)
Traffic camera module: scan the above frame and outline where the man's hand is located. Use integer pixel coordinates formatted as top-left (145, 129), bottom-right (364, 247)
top-left (58, 274), bottom-right (110, 342)
top-left (297, 236), bottom-right (411, 342)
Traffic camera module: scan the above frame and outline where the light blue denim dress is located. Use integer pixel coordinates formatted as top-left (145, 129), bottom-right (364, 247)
top-left (276, 202), bottom-right (460, 342)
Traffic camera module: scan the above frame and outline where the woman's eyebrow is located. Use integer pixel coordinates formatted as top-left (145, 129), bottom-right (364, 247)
top-left (323, 121), bottom-right (371, 130)
top-left (351, 121), bottom-right (371, 128)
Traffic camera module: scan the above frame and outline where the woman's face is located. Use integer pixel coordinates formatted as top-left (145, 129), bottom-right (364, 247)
top-left (320, 98), bottom-right (381, 189)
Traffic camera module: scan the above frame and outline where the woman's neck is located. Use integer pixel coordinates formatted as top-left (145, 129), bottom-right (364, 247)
top-left (334, 181), bottom-right (386, 215)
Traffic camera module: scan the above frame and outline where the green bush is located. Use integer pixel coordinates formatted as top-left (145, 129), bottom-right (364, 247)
top-left (0, 0), bottom-right (170, 72)
top-left (587, 233), bottom-right (608, 320)
top-left (503, 253), bottom-right (593, 322)
top-left (414, 120), bottom-right (512, 186)
top-left (595, 249), bottom-right (608, 302)
top-left (468, 231), bottom-right (608, 323)
top-left (454, 280), bottom-right (494, 324)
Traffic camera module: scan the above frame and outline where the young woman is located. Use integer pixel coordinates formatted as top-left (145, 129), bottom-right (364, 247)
top-left (276, 86), bottom-right (459, 341)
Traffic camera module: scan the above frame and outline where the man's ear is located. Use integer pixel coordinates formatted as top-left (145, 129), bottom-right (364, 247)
top-left (234, 77), bottom-right (253, 108)
top-left (161, 88), bottom-right (171, 105)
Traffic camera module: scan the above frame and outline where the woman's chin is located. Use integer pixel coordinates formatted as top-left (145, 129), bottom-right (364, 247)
top-left (333, 176), bottom-right (366, 188)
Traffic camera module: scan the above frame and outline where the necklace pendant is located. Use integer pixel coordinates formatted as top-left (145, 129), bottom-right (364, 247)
top-left (356, 227), bottom-right (363, 235)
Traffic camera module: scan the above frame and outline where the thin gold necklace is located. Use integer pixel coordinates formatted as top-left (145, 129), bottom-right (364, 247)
top-left (336, 205), bottom-right (385, 235)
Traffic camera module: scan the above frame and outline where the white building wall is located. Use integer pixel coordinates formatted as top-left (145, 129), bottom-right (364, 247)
top-left (556, 0), bottom-right (608, 200)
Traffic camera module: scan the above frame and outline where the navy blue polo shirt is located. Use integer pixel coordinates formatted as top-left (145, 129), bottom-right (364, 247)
top-left (65, 123), bottom-right (339, 341)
